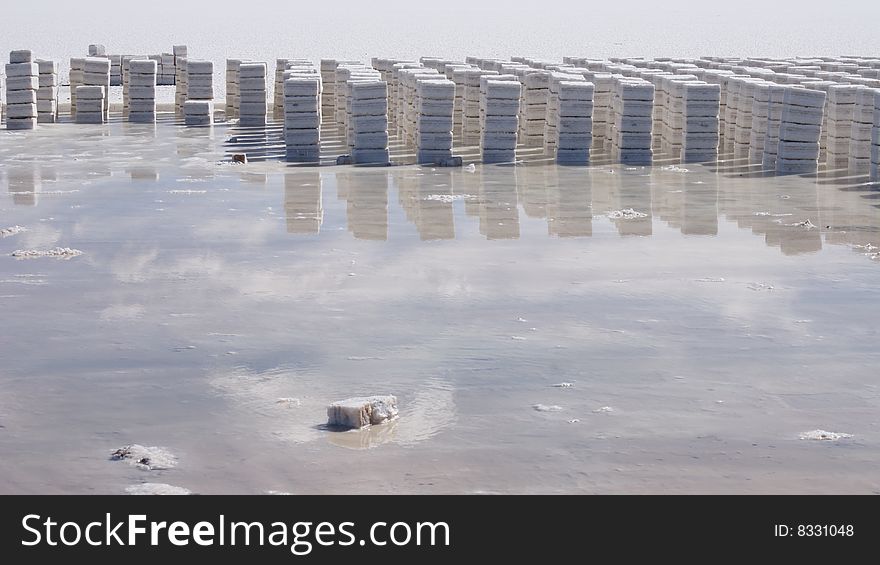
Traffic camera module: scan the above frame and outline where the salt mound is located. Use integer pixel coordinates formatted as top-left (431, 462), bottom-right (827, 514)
top-left (111, 444), bottom-right (178, 470)
top-left (533, 404), bottom-right (564, 413)
top-left (1, 226), bottom-right (27, 238)
top-left (594, 406), bottom-right (615, 414)
top-left (799, 430), bottom-right (853, 441)
top-left (607, 209), bottom-right (648, 220)
top-left (126, 483), bottom-right (191, 495)
top-left (12, 248), bottom-right (83, 259)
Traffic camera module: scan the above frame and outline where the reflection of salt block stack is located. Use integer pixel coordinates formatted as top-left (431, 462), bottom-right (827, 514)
top-left (544, 72), bottom-right (585, 155)
top-left (347, 80), bottom-right (389, 164)
top-left (521, 71), bottom-right (549, 147)
top-left (283, 76), bottom-right (322, 162)
top-left (871, 91), bottom-right (880, 181)
top-left (848, 88), bottom-right (875, 174)
top-left (36, 59), bottom-right (58, 123)
top-left (761, 85), bottom-right (787, 170)
top-left (75, 85), bottom-right (105, 124)
top-left (776, 87), bottom-right (826, 175)
top-left (184, 100), bottom-right (213, 126)
top-left (481, 79), bottom-right (521, 164)
top-left (109, 55), bottom-right (122, 86)
top-left (174, 58), bottom-right (188, 114)
top-left (825, 84), bottom-right (860, 168)
top-left (83, 57), bottom-right (111, 121)
top-left (554, 81), bottom-right (593, 164)
top-left (284, 172), bottom-right (323, 234)
top-left (238, 62), bottom-right (268, 126)
top-left (186, 60), bottom-right (213, 102)
top-left (416, 78), bottom-right (455, 164)
top-left (6, 52), bottom-right (39, 130)
top-left (225, 59), bottom-right (242, 119)
top-left (69, 58), bottom-right (85, 118)
top-left (127, 59), bottom-right (157, 123)
top-left (679, 82), bottom-right (721, 163)
top-left (611, 78), bottom-right (655, 165)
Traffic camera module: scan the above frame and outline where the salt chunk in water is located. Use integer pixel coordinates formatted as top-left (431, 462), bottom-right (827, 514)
top-left (327, 396), bottom-right (398, 429)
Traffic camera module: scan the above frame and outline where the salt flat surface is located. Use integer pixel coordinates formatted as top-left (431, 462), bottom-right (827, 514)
top-left (1, 120), bottom-right (879, 494)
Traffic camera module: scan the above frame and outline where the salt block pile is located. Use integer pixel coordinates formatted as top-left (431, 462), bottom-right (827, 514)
top-left (748, 82), bottom-right (778, 165)
top-left (544, 72), bottom-right (585, 157)
top-left (481, 78), bottom-right (521, 163)
top-left (225, 59), bottom-right (242, 120)
top-left (83, 57), bottom-right (111, 122)
top-left (274, 59), bottom-right (292, 120)
top-left (75, 85), bottom-right (105, 124)
top-left (678, 82), bottom-right (721, 163)
top-left (335, 63), bottom-right (380, 133)
top-left (183, 60), bottom-right (213, 126)
top-left (611, 78), bottom-right (655, 165)
top-left (732, 79), bottom-right (762, 158)
top-left (872, 91), bottom-right (880, 181)
top-left (238, 62), bottom-right (268, 126)
top-left (69, 58), bottom-right (85, 118)
top-left (760, 85), bottom-right (787, 170)
top-left (174, 58), bottom-right (187, 114)
top-left (6, 50), bottom-right (39, 130)
top-left (88, 44), bottom-right (105, 57)
top-left (155, 52), bottom-right (176, 86)
top-left (127, 59), bottom-right (157, 123)
top-left (521, 71), bottom-right (549, 147)
top-left (283, 76), bottom-right (322, 162)
top-left (348, 79), bottom-right (390, 164)
top-left (583, 71), bottom-right (614, 151)
top-left (825, 85), bottom-right (860, 168)
top-left (848, 88), bottom-right (875, 174)
top-left (776, 87), bottom-right (826, 174)
top-left (389, 62), bottom-right (422, 129)
top-left (416, 77), bottom-right (456, 164)
top-left (327, 396), bottom-right (398, 430)
top-left (461, 68), bottom-right (496, 145)
top-left (554, 81), bottom-right (594, 164)
top-left (36, 59), bottom-right (58, 123)
top-left (109, 55), bottom-right (122, 86)
top-left (319, 59), bottom-right (339, 119)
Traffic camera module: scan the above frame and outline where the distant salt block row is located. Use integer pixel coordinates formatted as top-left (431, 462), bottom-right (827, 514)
top-left (186, 60), bottom-right (213, 102)
top-left (327, 396), bottom-right (398, 430)
top-left (611, 78), bottom-right (655, 165)
top-left (226, 59), bottom-right (243, 119)
top-left (480, 78), bottom-right (521, 164)
top-left (184, 100), bottom-right (213, 126)
top-left (397, 66), bottom-right (441, 144)
top-left (553, 81), bottom-right (594, 165)
top-left (776, 87), bottom-right (826, 175)
top-left (459, 66), bottom-right (496, 145)
top-left (36, 59), bottom-right (58, 124)
top-left (6, 52), bottom-right (38, 130)
top-left (83, 57), bottom-right (111, 121)
top-left (848, 88), bottom-right (875, 174)
top-left (347, 79), bottom-right (390, 165)
top-left (128, 59), bottom-right (157, 123)
top-left (375, 58), bottom-right (417, 126)
top-left (74, 85), bottom-right (106, 124)
top-left (335, 64), bottom-right (380, 132)
top-left (283, 76), bottom-right (322, 162)
top-left (416, 78), bottom-right (455, 164)
top-left (238, 62), bottom-right (268, 127)
top-left (274, 59), bottom-right (312, 119)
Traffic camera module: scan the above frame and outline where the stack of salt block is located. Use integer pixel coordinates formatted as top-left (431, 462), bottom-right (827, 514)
top-left (776, 87), bottom-right (826, 174)
top-left (283, 76), bottom-right (322, 162)
top-left (175, 58), bottom-right (188, 114)
top-left (611, 78), bottom-right (655, 165)
top-left (849, 87), bottom-right (876, 174)
top-left (732, 79), bottom-right (763, 158)
top-left (75, 86), bottom-right (105, 124)
top-left (336, 64), bottom-right (379, 131)
top-left (416, 78), bottom-right (455, 164)
top-left (226, 59), bottom-right (242, 119)
top-left (347, 79), bottom-right (390, 164)
top-left (521, 71), bottom-right (549, 147)
top-left (398, 67), bottom-right (441, 143)
top-left (128, 59), bottom-right (157, 123)
top-left (679, 82), bottom-right (721, 163)
top-left (872, 90), bottom-right (880, 181)
top-left (582, 71), bottom-right (613, 151)
top-left (390, 62), bottom-right (423, 129)
top-left (110, 55), bottom-right (122, 86)
top-left (88, 44), bottom-right (105, 57)
top-left (183, 60), bottom-right (213, 126)
top-left (156, 53), bottom-right (176, 85)
top-left (481, 78), bottom-right (522, 163)
top-left (36, 59), bottom-right (58, 123)
top-left (554, 81), bottom-right (593, 164)
top-left (761, 85), bottom-right (788, 170)
top-left (461, 68), bottom-right (494, 145)
top-left (274, 59), bottom-right (309, 119)
top-left (544, 72), bottom-right (585, 155)
top-left (6, 51), bottom-right (39, 130)
top-left (825, 84), bottom-right (861, 168)
top-left (749, 82), bottom-right (780, 165)
top-left (320, 60), bottom-right (339, 118)
top-left (83, 57), bottom-right (111, 121)
top-left (69, 58), bottom-right (85, 118)
top-left (238, 62), bottom-right (268, 126)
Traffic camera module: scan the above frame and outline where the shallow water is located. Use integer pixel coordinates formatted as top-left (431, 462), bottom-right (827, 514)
top-left (1, 119), bottom-right (879, 494)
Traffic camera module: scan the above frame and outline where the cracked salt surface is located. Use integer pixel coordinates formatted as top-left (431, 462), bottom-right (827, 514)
top-left (11, 248), bottom-right (83, 259)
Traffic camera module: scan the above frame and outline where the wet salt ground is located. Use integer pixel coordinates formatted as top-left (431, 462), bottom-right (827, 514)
top-left (1, 121), bottom-right (879, 494)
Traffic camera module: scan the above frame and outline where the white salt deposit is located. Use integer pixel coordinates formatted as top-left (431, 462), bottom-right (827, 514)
top-left (607, 208), bottom-right (648, 220)
top-left (111, 444), bottom-right (178, 470)
top-left (553, 383), bottom-right (574, 388)
top-left (799, 430), bottom-right (853, 441)
top-left (1, 226), bottom-right (27, 238)
top-left (11, 248), bottom-right (83, 259)
top-left (533, 404), bottom-right (564, 412)
top-left (594, 406), bottom-right (615, 414)
top-left (126, 483), bottom-right (191, 496)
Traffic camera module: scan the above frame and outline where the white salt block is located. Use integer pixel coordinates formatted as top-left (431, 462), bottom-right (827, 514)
top-left (7, 90), bottom-right (37, 104)
top-left (76, 85), bottom-right (105, 100)
top-left (240, 63), bottom-right (267, 79)
top-left (6, 104), bottom-right (38, 119)
top-left (10, 49), bottom-right (33, 63)
top-left (5, 62), bottom-right (38, 77)
top-left (327, 396), bottom-right (398, 429)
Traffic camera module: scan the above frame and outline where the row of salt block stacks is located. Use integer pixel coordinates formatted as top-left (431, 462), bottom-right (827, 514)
top-left (281, 60), bottom-right (322, 162)
top-left (2, 50), bottom-right (58, 128)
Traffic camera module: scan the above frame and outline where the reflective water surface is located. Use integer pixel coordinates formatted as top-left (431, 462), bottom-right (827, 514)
top-left (1, 121), bottom-right (879, 494)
